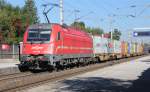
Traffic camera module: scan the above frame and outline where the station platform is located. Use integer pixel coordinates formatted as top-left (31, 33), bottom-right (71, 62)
top-left (0, 59), bottom-right (20, 75)
top-left (20, 55), bottom-right (150, 92)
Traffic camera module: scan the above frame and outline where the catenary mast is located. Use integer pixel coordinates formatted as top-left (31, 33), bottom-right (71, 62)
top-left (60, 0), bottom-right (64, 25)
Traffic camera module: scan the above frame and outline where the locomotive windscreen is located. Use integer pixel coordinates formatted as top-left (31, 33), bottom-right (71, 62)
top-left (27, 29), bottom-right (51, 42)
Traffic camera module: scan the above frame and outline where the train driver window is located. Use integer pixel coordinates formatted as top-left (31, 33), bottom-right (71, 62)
top-left (57, 32), bottom-right (61, 41)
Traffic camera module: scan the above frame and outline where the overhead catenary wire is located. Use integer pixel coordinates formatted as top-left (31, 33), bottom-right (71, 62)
top-left (42, 3), bottom-right (60, 23)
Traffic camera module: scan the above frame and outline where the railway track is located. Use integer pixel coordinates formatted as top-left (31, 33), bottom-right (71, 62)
top-left (0, 72), bottom-right (31, 80)
top-left (0, 55), bottom-right (146, 92)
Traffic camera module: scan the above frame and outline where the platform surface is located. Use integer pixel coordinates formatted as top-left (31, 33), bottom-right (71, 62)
top-left (0, 59), bottom-right (20, 75)
top-left (0, 59), bottom-right (19, 69)
top-left (20, 55), bottom-right (150, 92)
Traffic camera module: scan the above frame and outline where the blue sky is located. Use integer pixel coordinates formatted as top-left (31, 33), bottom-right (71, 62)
top-left (6, 0), bottom-right (150, 43)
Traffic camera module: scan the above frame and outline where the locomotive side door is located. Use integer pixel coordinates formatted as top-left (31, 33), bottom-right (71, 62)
top-left (56, 27), bottom-right (64, 55)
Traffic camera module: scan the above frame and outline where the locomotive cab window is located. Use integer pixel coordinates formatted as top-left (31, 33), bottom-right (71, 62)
top-left (57, 32), bottom-right (61, 41)
top-left (27, 29), bottom-right (51, 42)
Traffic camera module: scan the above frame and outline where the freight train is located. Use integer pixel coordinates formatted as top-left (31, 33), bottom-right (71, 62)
top-left (19, 23), bottom-right (144, 71)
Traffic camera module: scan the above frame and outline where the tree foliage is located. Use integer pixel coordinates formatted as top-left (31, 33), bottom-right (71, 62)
top-left (0, 0), bottom-right (38, 44)
top-left (86, 27), bottom-right (104, 35)
top-left (71, 21), bottom-right (86, 30)
top-left (71, 21), bottom-right (104, 35)
top-left (23, 0), bottom-right (39, 25)
top-left (111, 28), bottom-right (122, 40)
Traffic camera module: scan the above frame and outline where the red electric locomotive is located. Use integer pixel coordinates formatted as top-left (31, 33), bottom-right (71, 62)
top-left (19, 23), bottom-right (93, 71)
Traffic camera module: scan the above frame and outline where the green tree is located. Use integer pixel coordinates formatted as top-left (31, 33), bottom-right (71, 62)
top-left (112, 28), bottom-right (122, 40)
top-left (85, 27), bottom-right (104, 35)
top-left (0, 0), bottom-right (39, 44)
top-left (0, 1), bottom-right (16, 43)
top-left (23, 0), bottom-right (39, 25)
top-left (71, 21), bottom-right (86, 30)
top-left (0, 0), bottom-right (6, 9)
top-left (71, 21), bottom-right (104, 35)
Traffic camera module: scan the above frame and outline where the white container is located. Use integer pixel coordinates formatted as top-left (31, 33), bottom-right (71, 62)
top-left (113, 40), bottom-right (121, 54)
top-left (93, 36), bottom-right (108, 54)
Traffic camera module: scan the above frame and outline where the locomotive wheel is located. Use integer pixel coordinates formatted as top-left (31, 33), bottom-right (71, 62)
top-left (115, 55), bottom-right (118, 60)
top-left (18, 64), bottom-right (29, 72)
top-left (55, 62), bottom-right (63, 72)
top-left (76, 62), bottom-right (80, 68)
top-left (47, 65), bottom-right (54, 72)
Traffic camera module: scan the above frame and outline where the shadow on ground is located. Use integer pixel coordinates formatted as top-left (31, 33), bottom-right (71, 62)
top-left (126, 68), bottom-right (150, 92)
top-left (58, 67), bottom-right (150, 92)
top-left (59, 77), bottom-right (132, 92)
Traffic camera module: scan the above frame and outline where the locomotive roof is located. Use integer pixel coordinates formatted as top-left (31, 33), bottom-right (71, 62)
top-left (28, 23), bottom-right (90, 36)
top-left (28, 23), bottom-right (68, 29)
top-left (29, 23), bottom-right (85, 30)
top-left (29, 23), bottom-right (52, 29)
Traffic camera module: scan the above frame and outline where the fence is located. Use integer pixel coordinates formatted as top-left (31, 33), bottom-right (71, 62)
top-left (0, 44), bottom-right (19, 59)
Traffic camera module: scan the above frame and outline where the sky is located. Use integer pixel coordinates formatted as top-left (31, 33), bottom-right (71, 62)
top-left (6, 0), bottom-right (150, 43)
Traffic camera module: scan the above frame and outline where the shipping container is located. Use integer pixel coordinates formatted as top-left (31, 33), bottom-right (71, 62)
top-left (107, 39), bottom-right (113, 54)
top-left (128, 43), bottom-right (131, 54)
top-left (121, 41), bottom-right (125, 55)
top-left (141, 44), bottom-right (144, 54)
top-left (131, 43), bottom-right (134, 54)
top-left (113, 40), bottom-right (121, 54)
top-left (125, 42), bottom-right (128, 55)
top-left (121, 41), bottom-right (128, 56)
top-left (137, 44), bottom-right (140, 54)
top-left (133, 43), bottom-right (137, 55)
top-left (135, 43), bottom-right (138, 54)
top-left (138, 44), bottom-right (144, 54)
top-left (128, 42), bottom-right (137, 55)
top-left (93, 36), bottom-right (108, 54)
